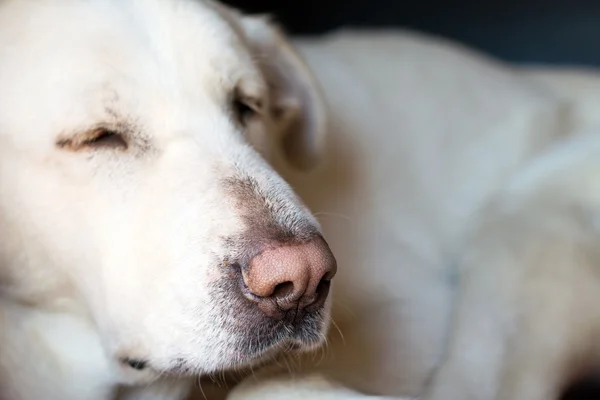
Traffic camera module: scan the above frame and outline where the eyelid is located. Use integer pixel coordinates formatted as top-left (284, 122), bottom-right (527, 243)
top-left (56, 125), bottom-right (128, 151)
top-left (236, 93), bottom-right (263, 114)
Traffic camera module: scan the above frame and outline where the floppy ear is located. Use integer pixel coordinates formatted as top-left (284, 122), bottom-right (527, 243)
top-left (240, 16), bottom-right (328, 171)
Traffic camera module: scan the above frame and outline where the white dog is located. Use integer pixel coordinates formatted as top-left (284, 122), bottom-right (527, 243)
top-left (227, 36), bottom-right (600, 400)
top-left (3, 1), bottom-right (600, 400)
top-left (0, 1), bottom-right (336, 399)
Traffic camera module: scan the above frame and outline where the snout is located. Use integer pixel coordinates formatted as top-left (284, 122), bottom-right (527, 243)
top-left (115, 174), bottom-right (337, 374)
top-left (239, 236), bottom-right (336, 321)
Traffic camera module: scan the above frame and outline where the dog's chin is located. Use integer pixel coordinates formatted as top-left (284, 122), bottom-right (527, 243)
top-left (146, 310), bottom-right (329, 379)
top-left (192, 271), bottom-right (332, 373)
top-left (194, 334), bottom-right (329, 391)
top-left (218, 311), bottom-right (330, 372)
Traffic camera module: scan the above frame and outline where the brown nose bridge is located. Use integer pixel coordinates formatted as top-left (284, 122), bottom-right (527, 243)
top-left (223, 174), bottom-right (318, 260)
top-left (223, 175), bottom-right (336, 319)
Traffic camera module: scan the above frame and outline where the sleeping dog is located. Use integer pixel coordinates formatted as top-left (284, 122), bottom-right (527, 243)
top-left (2, 1), bottom-right (600, 399)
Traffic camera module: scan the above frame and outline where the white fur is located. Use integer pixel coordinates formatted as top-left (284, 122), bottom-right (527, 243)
top-left (0, 0), bottom-right (329, 398)
top-left (228, 30), bottom-right (600, 400)
top-left (3, 1), bottom-right (600, 400)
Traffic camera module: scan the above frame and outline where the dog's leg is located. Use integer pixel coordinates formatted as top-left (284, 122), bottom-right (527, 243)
top-left (118, 379), bottom-right (193, 400)
top-left (423, 241), bottom-right (524, 400)
top-left (227, 372), bottom-right (411, 400)
top-left (425, 208), bottom-right (600, 400)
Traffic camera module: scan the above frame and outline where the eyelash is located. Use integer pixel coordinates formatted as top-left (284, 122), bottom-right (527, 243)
top-left (232, 92), bottom-right (261, 126)
top-left (84, 128), bottom-right (127, 148)
top-left (57, 94), bottom-right (260, 152)
top-left (233, 98), bottom-right (256, 124)
top-left (57, 127), bottom-right (128, 152)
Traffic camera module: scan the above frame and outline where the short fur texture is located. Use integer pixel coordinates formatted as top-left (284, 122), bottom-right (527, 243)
top-left (0, 0), bottom-right (330, 398)
top-left (3, 1), bottom-right (600, 400)
top-left (230, 27), bottom-right (600, 400)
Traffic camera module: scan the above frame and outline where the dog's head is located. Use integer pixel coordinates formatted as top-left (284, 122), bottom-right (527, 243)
top-left (0, 0), bottom-right (333, 381)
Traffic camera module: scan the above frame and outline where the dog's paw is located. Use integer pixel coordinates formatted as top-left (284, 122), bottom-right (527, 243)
top-left (227, 372), bottom-right (412, 400)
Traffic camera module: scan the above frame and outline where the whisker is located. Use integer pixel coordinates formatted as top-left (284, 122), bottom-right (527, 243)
top-left (196, 376), bottom-right (208, 400)
top-left (333, 299), bottom-right (356, 318)
top-left (316, 338), bottom-right (327, 366)
top-left (330, 317), bottom-right (346, 346)
top-left (221, 370), bottom-right (230, 390)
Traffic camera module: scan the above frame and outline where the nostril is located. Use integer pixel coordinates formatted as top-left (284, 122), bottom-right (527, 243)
top-left (238, 235), bottom-right (336, 319)
top-left (272, 281), bottom-right (295, 300)
top-left (317, 278), bottom-right (331, 292)
top-left (316, 278), bottom-right (331, 297)
top-left (322, 269), bottom-right (336, 282)
top-left (305, 278), bottom-right (331, 312)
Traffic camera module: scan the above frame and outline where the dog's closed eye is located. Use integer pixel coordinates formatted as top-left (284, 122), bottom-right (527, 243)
top-left (232, 89), bottom-right (262, 127)
top-left (57, 127), bottom-right (128, 151)
top-left (233, 98), bottom-right (256, 124)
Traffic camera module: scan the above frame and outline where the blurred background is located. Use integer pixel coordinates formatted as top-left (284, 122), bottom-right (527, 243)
top-left (221, 1), bottom-right (600, 399)
top-left (223, 0), bottom-right (600, 67)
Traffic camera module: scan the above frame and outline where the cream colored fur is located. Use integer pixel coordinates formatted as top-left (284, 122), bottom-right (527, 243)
top-left (2, 1), bottom-right (600, 400)
top-left (0, 0), bottom-right (329, 398)
top-left (229, 32), bottom-right (600, 400)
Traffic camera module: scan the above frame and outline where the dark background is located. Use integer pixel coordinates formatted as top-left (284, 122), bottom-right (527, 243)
top-left (223, 0), bottom-right (600, 66)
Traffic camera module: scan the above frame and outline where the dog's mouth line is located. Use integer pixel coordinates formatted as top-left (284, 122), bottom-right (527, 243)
top-left (147, 328), bottom-right (322, 379)
top-left (215, 322), bottom-right (327, 373)
top-left (195, 339), bottom-right (313, 389)
top-left (231, 333), bottom-right (310, 361)
top-left (218, 341), bottom-right (307, 375)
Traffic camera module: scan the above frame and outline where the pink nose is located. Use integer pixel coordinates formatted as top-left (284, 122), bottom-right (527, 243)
top-left (240, 236), bottom-right (337, 320)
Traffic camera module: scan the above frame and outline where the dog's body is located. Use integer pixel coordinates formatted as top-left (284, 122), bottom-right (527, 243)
top-left (228, 33), bottom-right (600, 400)
top-left (3, 1), bottom-right (600, 400)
